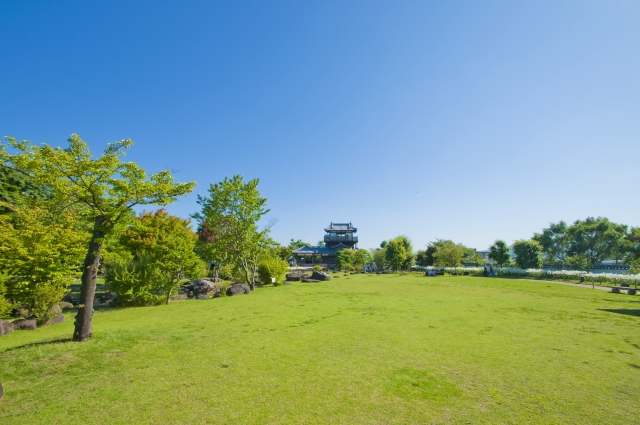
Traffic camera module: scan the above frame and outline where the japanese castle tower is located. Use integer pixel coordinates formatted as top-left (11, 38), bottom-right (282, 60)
top-left (292, 222), bottom-right (358, 268)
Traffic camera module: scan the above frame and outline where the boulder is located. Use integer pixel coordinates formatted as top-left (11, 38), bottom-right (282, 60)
top-left (286, 271), bottom-right (309, 281)
top-left (12, 317), bottom-right (36, 331)
top-left (310, 270), bottom-right (331, 281)
top-left (0, 320), bottom-right (13, 336)
top-left (48, 311), bottom-right (65, 326)
top-left (226, 284), bottom-right (251, 296)
top-left (283, 281), bottom-right (293, 286)
top-left (203, 277), bottom-right (223, 283)
top-left (196, 294), bottom-right (210, 300)
top-left (94, 292), bottom-right (117, 306)
top-left (183, 280), bottom-right (218, 297)
top-left (333, 275), bottom-right (340, 278)
top-left (59, 301), bottom-right (75, 309)
top-left (11, 307), bottom-right (28, 318)
top-left (62, 293), bottom-right (75, 304)
top-left (302, 279), bottom-right (320, 283)
top-left (171, 294), bottom-right (188, 301)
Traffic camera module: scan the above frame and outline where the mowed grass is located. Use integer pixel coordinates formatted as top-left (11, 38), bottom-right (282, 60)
top-left (1, 274), bottom-right (639, 424)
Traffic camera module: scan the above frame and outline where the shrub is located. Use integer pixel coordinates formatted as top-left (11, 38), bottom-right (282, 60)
top-left (313, 265), bottom-right (322, 271)
top-left (257, 256), bottom-right (288, 286)
top-left (0, 274), bottom-right (13, 319)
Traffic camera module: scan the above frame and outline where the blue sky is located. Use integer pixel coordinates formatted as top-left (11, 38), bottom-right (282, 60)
top-left (2, 0), bottom-right (639, 251)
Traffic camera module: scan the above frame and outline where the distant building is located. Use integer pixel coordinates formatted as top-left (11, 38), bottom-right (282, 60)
top-left (292, 222), bottom-right (358, 268)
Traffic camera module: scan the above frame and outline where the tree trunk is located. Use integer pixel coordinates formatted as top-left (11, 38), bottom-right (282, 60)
top-left (165, 290), bottom-right (172, 305)
top-left (73, 216), bottom-right (107, 342)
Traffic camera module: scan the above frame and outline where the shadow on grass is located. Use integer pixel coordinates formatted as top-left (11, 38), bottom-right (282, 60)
top-left (629, 364), bottom-right (640, 370)
top-left (2, 337), bottom-right (73, 353)
top-left (599, 309), bottom-right (640, 317)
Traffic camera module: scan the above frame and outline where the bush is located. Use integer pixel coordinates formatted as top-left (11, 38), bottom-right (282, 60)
top-left (512, 239), bottom-right (543, 269)
top-left (257, 256), bottom-right (288, 286)
top-left (0, 274), bottom-right (13, 319)
top-left (313, 265), bottom-right (322, 271)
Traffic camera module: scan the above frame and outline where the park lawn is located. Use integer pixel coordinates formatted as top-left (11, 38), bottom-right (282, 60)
top-left (1, 274), bottom-right (639, 424)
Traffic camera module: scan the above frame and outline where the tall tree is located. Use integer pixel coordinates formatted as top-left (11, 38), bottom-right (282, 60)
top-left (0, 135), bottom-right (195, 341)
top-left (488, 240), bottom-right (511, 267)
top-left (566, 217), bottom-right (628, 265)
top-left (533, 221), bottom-right (569, 264)
top-left (192, 175), bottom-right (271, 290)
top-left (512, 239), bottom-right (543, 269)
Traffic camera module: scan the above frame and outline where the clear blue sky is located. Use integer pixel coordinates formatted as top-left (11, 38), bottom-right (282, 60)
top-left (2, 0), bottom-right (639, 251)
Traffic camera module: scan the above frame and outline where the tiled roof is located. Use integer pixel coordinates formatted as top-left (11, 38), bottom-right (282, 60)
top-left (325, 222), bottom-right (357, 232)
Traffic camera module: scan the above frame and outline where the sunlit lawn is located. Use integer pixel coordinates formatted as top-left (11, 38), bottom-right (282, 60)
top-left (1, 273), bottom-right (639, 424)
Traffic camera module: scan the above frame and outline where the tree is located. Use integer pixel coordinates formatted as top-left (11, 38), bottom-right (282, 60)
top-left (0, 166), bottom-right (48, 214)
top-left (432, 241), bottom-right (464, 267)
top-left (0, 204), bottom-right (87, 323)
top-left (336, 249), bottom-right (355, 271)
top-left (192, 175), bottom-right (271, 290)
top-left (316, 240), bottom-right (326, 248)
top-left (566, 217), bottom-right (629, 266)
top-left (488, 240), bottom-right (510, 267)
top-left (372, 247), bottom-right (386, 270)
top-left (512, 239), bottom-right (543, 269)
top-left (385, 240), bottom-right (407, 271)
top-left (118, 209), bottom-right (203, 304)
top-left (354, 249), bottom-right (373, 269)
top-left (533, 221), bottom-right (569, 264)
top-left (383, 236), bottom-right (414, 270)
top-left (0, 135), bottom-right (195, 341)
top-left (195, 220), bottom-right (231, 282)
top-left (420, 240), bottom-right (453, 266)
top-left (288, 239), bottom-right (311, 250)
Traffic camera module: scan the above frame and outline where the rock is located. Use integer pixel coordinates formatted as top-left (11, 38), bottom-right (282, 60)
top-left (59, 301), bottom-right (74, 310)
top-left (0, 381), bottom-right (3, 399)
top-left (611, 287), bottom-right (621, 294)
top-left (12, 317), bottom-right (37, 331)
top-left (48, 311), bottom-right (65, 326)
top-left (62, 293), bottom-right (75, 304)
top-left (11, 307), bottom-right (28, 318)
top-left (187, 290), bottom-right (194, 299)
top-left (286, 271), bottom-right (309, 281)
top-left (628, 288), bottom-right (637, 295)
top-left (196, 294), bottom-right (210, 300)
top-left (171, 294), bottom-right (188, 301)
top-left (226, 284), bottom-right (251, 296)
top-left (203, 277), bottom-right (223, 283)
top-left (283, 281), bottom-right (293, 286)
top-left (40, 305), bottom-right (63, 326)
top-left (0, 320), bottom-right (13, 336)
top-left (333, 275), bottom-right (340, 278)
top-left (621, 283), bottom-right (630, 288)
top-left (310, 270), bottom-right (331, 281)
top-left (182, 280), bottom-right (218, 297)
top-left (94, 292), bottom-right (117, 306)
top-left (302, 279), bottom-right (320, 283)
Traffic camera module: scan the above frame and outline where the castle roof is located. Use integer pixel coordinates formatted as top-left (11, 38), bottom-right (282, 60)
top-left (324, 222), bottom-right (357, 232)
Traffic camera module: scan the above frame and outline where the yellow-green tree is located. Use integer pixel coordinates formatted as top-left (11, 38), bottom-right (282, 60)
top-left (0, 204), bottom-right (87, 323)
top-left (0, 135), bottom-right (195, 341)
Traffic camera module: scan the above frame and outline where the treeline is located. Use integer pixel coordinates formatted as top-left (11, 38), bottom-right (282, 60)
top-left (0, 135), bottom-right (289, 341)
top-left (414, 217), bottom-right (640, 271)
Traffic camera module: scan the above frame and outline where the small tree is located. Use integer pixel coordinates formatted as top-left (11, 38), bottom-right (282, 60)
top-left (192, 175), bottom-right (271, 290)
top-left (512, 239), bottom-right (543, 269)
top-left (354, 249), bottom-right (373, 270)
top-left (120, 209), bottom-right (204, 304)
top-left (433, 241), bottom-right (464, 267)
top-left (0, 204), bottom-right (87, 323)
top-left (385, 240), bottom-right (407, 271)
top-left (336, 249), bottom-right (355, 271)
top-left (372, 247), bottom-right (386, 270)
top-left (488, 240), bottom-right (510, 267)
top-left (1, 135), bottom-right (195, 340)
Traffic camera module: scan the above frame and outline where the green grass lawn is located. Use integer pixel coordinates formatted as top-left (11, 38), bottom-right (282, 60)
top-left (1, 274), bottom-right (639, 424)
